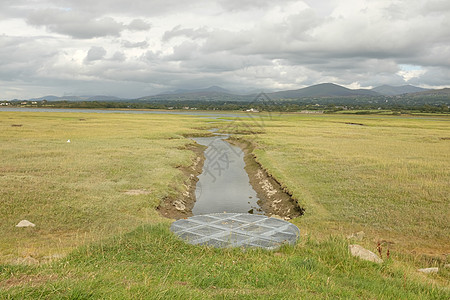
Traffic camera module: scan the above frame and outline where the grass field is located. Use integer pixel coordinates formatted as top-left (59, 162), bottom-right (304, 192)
top-left (0, 111), bottom-right (449, 298)
top-left (0, 112), bottom-right (206, 262)
top-left (231, 114), bottom-right (450, 257)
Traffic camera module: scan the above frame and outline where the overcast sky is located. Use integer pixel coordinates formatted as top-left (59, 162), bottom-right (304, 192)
top-left (1, 0), bottom-right (449, 99)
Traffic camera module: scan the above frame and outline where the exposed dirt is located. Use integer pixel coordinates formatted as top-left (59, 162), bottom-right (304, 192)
top-left (228, 138), bottom-right (304, 220)
top-left (157, 143), bottom-right (206, 219)
top-left (0, 274), bottom-right (59, 289)
top-left (123, 189), bottom-right (151, 195)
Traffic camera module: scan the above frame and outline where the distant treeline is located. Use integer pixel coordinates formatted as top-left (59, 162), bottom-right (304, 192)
top-left (4, 97), bottom-right (450, 113)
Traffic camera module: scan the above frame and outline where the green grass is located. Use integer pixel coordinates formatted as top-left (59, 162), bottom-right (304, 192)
top-left (1, 111), bottom-right (449, 298)
top-left (1, 224), bottom-right (448, 299)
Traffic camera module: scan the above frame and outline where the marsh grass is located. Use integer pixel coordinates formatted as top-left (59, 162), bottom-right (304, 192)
top-left (0, 112), bottom-right (207, 261)
top-left (1, 111), bottom-right (449, 298)
top-left (230, 114), bottom-right (449, 256)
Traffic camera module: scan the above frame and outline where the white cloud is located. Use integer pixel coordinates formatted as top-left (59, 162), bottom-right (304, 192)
top-left (397, 65), bottom-right (427, 82)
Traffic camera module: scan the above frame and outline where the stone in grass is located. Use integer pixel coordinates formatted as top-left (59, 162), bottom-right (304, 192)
top-left (15, 220), bottom-right (36, 227)
top-left (418, 267), bottom-right (439, 274)
top-left (349, 244), bottom-right (383, 264)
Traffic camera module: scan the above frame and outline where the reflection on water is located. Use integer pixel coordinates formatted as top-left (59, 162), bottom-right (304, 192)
top-left (192, 134), bottom-right (263, 215)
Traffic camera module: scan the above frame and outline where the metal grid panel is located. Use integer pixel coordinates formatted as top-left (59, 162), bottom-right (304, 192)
top-left (170, 213), bottom-right (300, 250)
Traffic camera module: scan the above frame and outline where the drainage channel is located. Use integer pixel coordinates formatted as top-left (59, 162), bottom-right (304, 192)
top-left (191, 133), bottom-right (263, 215)
top-left (158, 130), bottom-right (303, 222)
top-left (164, 131), bottom-right (303, 249)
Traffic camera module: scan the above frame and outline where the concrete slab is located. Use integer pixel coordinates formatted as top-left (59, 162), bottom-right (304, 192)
top-left (170, 213), bottom-right (300, 250)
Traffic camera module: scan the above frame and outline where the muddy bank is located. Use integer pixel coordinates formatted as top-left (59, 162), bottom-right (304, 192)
top-left (157, 143), bottom-right (205, 219)
top-left (228, 138), bottom-right (304, 220)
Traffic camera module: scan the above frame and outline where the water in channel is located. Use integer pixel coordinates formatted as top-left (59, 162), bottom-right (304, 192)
top-left (191, 133), bottom-right (263, 215)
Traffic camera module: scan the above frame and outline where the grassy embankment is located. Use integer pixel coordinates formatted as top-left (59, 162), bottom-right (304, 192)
top-left (0, 111), bottom-right (449, 298)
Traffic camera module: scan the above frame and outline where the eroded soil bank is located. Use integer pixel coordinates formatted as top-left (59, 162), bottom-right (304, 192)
top-left (228, 138), bottom-right (304, 220)
top-left (157, 143), bottom-right (205, 219)
top-left (159, 137), bottom-right (304, 220)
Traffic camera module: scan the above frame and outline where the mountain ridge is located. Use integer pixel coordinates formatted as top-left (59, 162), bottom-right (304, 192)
top-left (21, 83), bottom-right (446, 102)
top-left (266, 83), bottom-right (380, 99)
top-left (371, 85), bottom-right (429, 96)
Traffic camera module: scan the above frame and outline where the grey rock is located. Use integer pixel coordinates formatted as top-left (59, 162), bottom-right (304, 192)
top-left (15, 220), bottom-right (35, 227)
top-left (418, 267), bottom-right (439, 274)
top-left (173, 200), bottom-right (186, 211)
top-left (349, 244), bottom-right (383, 264)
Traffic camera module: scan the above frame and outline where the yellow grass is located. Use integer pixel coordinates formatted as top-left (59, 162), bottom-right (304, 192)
top-left (0, 111), bottom-right (207, 263)
top-left (231, 114), bottom-right (450, 257)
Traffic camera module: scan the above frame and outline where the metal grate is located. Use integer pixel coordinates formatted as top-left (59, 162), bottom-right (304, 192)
top-left (170, 213), bottom-right (300, 250)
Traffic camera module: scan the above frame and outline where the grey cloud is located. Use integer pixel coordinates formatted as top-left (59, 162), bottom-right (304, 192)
top-left (122, 40), bottom-right (149, 49)
top-left (110, 51), bottom-right (126, 62)
top-left (163, 25), bottom-right (210, 41)
top-left (27, 9), bottom-right (124, 39)
top-left (0, 36), bottom-right (59, 81)
top-left (84, 46), bottom-right (107, 63)
top-left (422, 0), bottom-right (450, 14)
top-left (168, 41), bottom-right (200, 61)
top-left (1, 0), bottom-right (449, 99)
top-left (55, 0), bottom-right (202, 16)
top-left (181, 53), bottom-right (269, 73)
top-left (409, 67), bottom-right (450, 87)
top-left (142, 50), bottom-right (161, 62)
top-left (218, 0), bottom-right (295, 11)
top-left (127, 19), bottom-right (151, 31)
top-left (201, 29), bottom-right (252, 53)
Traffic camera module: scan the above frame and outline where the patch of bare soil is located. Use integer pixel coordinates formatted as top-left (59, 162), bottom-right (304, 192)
top-left (157, 143), bottom-right (206, 219)
top-left (228, 138), bottom-right (304, 220)
top-left (0, 274), bottom-right (59, 289)
top-left (123, 189), bottom-right (151, 195)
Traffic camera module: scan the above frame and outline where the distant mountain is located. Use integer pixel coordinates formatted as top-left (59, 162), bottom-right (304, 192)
top-left (409, 88), bottom-right (450, 96)
top-left (372, 85), bottom-right (429, 96)
top-left (161, 86), bottom-right (232, 95)
top-left (137, 83), bottom-right (383, 102)
top-left (85, 95), bottom-right (125, 101)
top-left (29, 95), bottom-right (61, 101)
top-left (25, 84), bottom-right (447, 104)
top-left (138, 86), bottom-right (252, 101)
top-left (29, 95), bottom-right (124, 101)
top-left (267, 83), bottom-right (379, 99)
